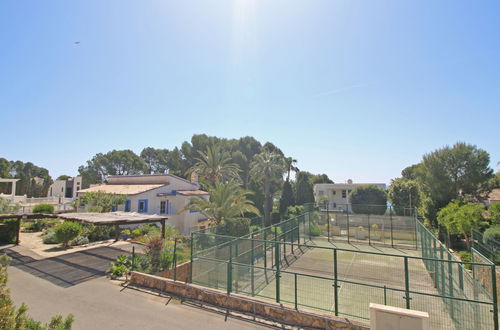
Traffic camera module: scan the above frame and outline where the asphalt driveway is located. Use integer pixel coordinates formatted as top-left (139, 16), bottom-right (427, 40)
top-left (4, 245), bottom-right (272, 330)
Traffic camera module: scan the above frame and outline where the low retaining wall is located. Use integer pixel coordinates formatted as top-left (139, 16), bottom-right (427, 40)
top-left (157, 261), bottom-right (191, 282)
top-left (130, 271), bottom-right (369, 330)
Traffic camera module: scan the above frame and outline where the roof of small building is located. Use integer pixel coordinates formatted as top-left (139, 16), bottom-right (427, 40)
top-left (78, 184), bottom-right (164, 195)
top-left (175, 190), bottom-right (209, 196)
top-left (489, 189), bottom-right (500, 202)
top-left (56, 211), bottom-right (167, 225)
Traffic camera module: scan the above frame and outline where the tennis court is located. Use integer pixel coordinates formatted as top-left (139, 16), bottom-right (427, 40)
top-left (190, 211), bottom-right (498, 330)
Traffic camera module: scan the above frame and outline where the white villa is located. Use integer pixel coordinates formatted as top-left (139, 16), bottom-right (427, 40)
top-left (313, 179), bottom-right (387, 213)
top-left (77, 174), bottom-right (209, 234)
top-left (47, 176), bottom-right (82, 200)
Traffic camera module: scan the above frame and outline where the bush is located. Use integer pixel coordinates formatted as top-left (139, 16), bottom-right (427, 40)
top-left (42, 228), bottom-right (58, 244)
top-left (0, 219), bottom-right (18, 244)
top-left (32, 204), bottom-right (55, 214)
top-left (309, 223), bottom-right (321, 236)
top-left (349, 185), bottom-right (387, 215)
top-left (108, 263), bottom-right (127, 277)
top-left (82, 224), bottom-right (116, 242)
top-left (54, 222), bottom-right (82, 247)
top-left (70, 235), bottom-right (89, 246)
top-left (483, 225), bottom-right (500, 243)
top-left (459, 251), bottom-right (472, 270)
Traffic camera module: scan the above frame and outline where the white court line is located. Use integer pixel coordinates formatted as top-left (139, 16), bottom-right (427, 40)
top-left (330, 251), bottom-right (357, 312)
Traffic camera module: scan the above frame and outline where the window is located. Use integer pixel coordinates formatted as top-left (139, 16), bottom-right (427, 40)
top-left (61, 187), bottom-right (64, 192)
top-left (342, 190), bottom-right (347, 198)
top-left (160, 200), bottom-right (169, 214)
top-left (111, 206), bottom-right (117, 212)
top-left (138, 199), bottom-right (148, 213)
top-left (333, 203), bottom-right (337, 208)
top-left (318, 190), bottom-right (324, 196)
top-left (124, 200), bottom-right (131, 212)
top-left (332, 190), bottom-right (336, 195)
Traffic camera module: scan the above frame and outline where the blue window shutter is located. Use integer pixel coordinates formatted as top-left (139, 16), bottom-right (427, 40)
top-left (144, 199), bottom-right (148, 213)
top-left (125, 200), bottom-right (131, 212)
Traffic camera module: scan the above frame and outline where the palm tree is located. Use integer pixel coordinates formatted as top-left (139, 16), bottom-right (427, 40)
top-left (284, 157), bottom-right (299, 181)
top-left (184, 181), bottom-right (259, 226)
top-left (186, 145), bottom-right (240, 188)
top-left (250, 151), bottom-right (285, 225)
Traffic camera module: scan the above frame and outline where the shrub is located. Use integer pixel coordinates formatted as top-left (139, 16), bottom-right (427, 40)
top-left (70, 236), bottom-right (89, 246)
top-left (349, 185), bottom-right (387, 215)
top-left (0, 219), bottom-right (18, 244)
top-left (54, 222), bottom-right (82, 247)
top-left (42, 228), bottom-right (58, 244)
top-left (483, 225), bottom-right (500, 243)
top-left (108, 262), bottom-right (127, 277)
top-left (459, 251), bottom-right (472, 270)
top-left (32, 204), bottom-right (55, 214)
top-left (82, 224), bottom-right (115, 242)
top-left (309, 223), bottom-right (321, 236)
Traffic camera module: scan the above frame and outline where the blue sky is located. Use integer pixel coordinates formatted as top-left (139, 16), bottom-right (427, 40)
top-left (1, 0), bottom-right (499, 184)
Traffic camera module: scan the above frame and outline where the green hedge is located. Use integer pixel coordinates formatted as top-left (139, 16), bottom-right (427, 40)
top-left (0, 219), bottom-right (18, 244)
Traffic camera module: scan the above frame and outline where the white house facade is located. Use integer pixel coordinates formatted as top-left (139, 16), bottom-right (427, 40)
top-left (77, 174), bottom-right (209, 234)
top-left (313, 180), bottom-right (387, 213)
top-left (47, 176), bottom-right (82, 200)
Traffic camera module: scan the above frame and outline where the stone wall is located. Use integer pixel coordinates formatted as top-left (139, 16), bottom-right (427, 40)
top-left (157, 261), bottom-right (191, 282)
top-left (130, 271), bottom-right (369, 330)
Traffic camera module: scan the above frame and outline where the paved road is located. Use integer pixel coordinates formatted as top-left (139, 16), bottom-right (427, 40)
top-left (5, 246), bottom-right (272, 330)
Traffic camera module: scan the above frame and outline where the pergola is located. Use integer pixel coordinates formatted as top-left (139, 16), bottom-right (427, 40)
top-left (0, 212), bottom-right (169, 245)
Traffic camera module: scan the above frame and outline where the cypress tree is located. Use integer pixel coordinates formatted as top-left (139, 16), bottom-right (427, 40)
top-left (295, 172), bottom-right (315, 206)
top-left (279, 179), bottom-right (295, 217)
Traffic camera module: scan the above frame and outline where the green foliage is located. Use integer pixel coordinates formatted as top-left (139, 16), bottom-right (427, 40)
top-left (284, 205), bottom-right (305, 219)
top-left (483, 225), bottom-right (500, 243)
top-left (216, 218), bottom-right (251, 237)
top-left (56, 175), bottom-right (72, 181)
top-left (250, 151), bottom-right (285, 225)
top-left (108, 263), bottom-right (127, 277)
top-left (82, 224), bottom-right (116, 242)
top-left (0, 219), bottom-right (18, 244)
top-left (32, 204), bottom-right (55, 214)
top-left (388, 178), bottom-right (421, 215)
top-left (187, 145), bottom-right (240, 188)
top-left (185, 181), bottom-right (259, 227)
top-left (309, 223), bottom-right (321, 236)
top-left (53, 222), bottom-right (82, 247)
top-left (78, 191), bottom-right (126, 213)
top-left (70, 236), bottom-right (89, 246)
top-left (77, 149), bottom-right (147, 185)
top-left (295, 172), bottom-right (315, 206)
top-left (0, 255), bottom-right (74, 329)
top-left (349, 185), bottom-right (387, 215)
top-left (0, 198), bottom-right (20, 214)
top-left (0, 159), bottom-right (53, 197)
top-left (488, 203), bottom-right (500, 225)
top-left (279, 180), bottom-right (295, 217)
top-left (437, 201), bottom-right (488, 249)
top-left (42, 228), bottom-right (58, 244)
top-left (458, 251), bottom-right (472, 270)
top-left (421, 143), bottom-right (494, 224)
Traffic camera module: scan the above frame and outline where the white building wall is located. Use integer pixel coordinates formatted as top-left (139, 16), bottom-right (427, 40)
top-left (113, 180), bottom-right (207, 235)
top-left (314, 183), bottom-right (387, 213)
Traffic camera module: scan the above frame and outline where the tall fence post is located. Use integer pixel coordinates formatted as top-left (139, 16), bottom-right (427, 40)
top-left (275, 239), bottom-right (281, 303)
top-left (447, 253), bottom-right (454, 320)
top-left (251, 233), bottom-right (255, 296)
top-left (333, 249), bottom-right (339, 316)
top-left (189, 232), bottom-right (194, 283)
top-left (368, 213), bottom-right (371, 245)
top-left (327, 202), bottom-right (330, 242)
top-left (390, 208), bottom-right (394, 248)
top-left (173, 238), bottom-right (178, 281)
top-left (131, 246), bottom-right (135, 271)
top-left (404, 256), bottom-right (411, 309)
top-left (227, 244), bottom-right (233, 295)
top-left (492, 264), bottom-right (499, 330)
top-left (308, 212), bottom-right (312, 241)
top-left (264, 228), bottom-right (268, 268)
top-left (294, 273), bottom-right (298, 310)
top-left (346, 208), bottom-right (350, 244)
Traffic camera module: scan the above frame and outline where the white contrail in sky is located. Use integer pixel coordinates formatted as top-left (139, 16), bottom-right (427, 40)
top-left (313, 83), bottom-right (369, 97)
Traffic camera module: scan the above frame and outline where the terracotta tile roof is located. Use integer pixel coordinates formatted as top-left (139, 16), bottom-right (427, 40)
top-left (175, 190), bottom-right (209, 196)
top-left (78, 184), bottom-right (164, 195)
top-left (489, 189), bottom-right (500, 202)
